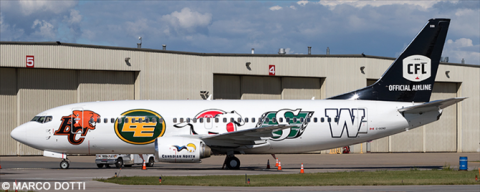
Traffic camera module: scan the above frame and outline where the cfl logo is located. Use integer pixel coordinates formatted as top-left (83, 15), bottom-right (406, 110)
top-left (402, 55), bottom-right (431, 82)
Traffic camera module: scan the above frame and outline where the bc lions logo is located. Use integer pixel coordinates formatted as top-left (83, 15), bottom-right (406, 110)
top-left (174, 109), bottom-right (245, 135)
top-left (54, 110), bottom-right (100, 145)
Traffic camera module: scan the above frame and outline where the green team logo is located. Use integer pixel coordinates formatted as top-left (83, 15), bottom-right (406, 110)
top-left (256, 109), bottom-right (314, 140)
top-left (114, 109), bottom-right (166, 145)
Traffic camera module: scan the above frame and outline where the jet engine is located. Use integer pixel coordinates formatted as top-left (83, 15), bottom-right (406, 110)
top-left (154, 137), bottom-right (211, 163)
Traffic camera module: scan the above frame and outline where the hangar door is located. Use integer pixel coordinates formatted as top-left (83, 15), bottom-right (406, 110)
top-left (213, 75), bottom-right (323, 100)
top-left (0, 68), bottom-right (135, 155)
top-left (367, 79), bottom-right (458, 152)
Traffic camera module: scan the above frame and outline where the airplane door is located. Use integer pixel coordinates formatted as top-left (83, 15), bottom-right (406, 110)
top-left (71, 108), bottom-right (85, 135)
top-left (204, 116), bottom-right (213, 129)
top-left (356, 108), bottom-right (368, 134)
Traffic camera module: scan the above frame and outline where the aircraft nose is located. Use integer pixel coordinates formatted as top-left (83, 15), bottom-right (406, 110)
top-left (11, 124), bottom-right (29, 144)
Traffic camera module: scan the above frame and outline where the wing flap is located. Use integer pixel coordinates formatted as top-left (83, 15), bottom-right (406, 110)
top-left (201, 125), bottom-right (293, 147)
top-left (398, 97), bottom-right (466, 114)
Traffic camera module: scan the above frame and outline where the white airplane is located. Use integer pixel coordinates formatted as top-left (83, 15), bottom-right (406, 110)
top-left (11, 18), bottom-right (465, 169)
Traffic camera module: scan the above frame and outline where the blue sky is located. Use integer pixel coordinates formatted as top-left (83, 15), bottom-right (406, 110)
top-left (1, 0), bottom-right (479, 64)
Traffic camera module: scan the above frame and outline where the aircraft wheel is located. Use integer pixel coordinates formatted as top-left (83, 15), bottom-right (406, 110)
top-left (97, 164), bottom-right (104, 168)
top-left (225, 156), bottom-right (240, 169)
top-left (60, 160), bottom-right (69, 169)
top-left (147, 157), bottom-right (154, 167)
top-left (115, 158), bottom-right (123, 168)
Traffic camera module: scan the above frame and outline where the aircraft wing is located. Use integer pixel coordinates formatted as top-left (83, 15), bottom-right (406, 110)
top-left (398, 97), bottom-right (466, 114)
top-left (200, 125), bottom-right (293, 147)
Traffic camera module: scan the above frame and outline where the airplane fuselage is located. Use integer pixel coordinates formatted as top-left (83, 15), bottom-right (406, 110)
top-left (14, 99), bottom-right (425, 155)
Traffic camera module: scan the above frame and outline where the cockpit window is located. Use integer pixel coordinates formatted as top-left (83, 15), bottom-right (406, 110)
top-left (31, 116), bottom-right (52, 123)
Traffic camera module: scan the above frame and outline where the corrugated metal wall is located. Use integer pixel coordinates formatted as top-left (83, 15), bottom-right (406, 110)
top-left (213, 75), bottom-right (323, 100)
top-left (0, 67), bottom-right (135, 155)
top-left (0, 68), bottom-right (17, 155)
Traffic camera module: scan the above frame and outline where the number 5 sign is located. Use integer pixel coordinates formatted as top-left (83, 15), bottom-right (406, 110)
top-left (269, 65), bottom-right (275, 76)
top-left (26, 55), bottom-right (34, 68)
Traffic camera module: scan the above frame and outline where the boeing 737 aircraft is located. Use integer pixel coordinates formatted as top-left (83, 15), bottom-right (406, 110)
top-left (11, 18), bottom-right (465, 169)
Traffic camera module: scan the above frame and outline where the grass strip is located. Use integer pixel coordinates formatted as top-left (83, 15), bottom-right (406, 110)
top-left (96, 169), bottom-right (480, 186)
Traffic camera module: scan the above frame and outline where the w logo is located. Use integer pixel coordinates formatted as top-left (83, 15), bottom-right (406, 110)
top-left (325, 108), bottom-right (366, 138)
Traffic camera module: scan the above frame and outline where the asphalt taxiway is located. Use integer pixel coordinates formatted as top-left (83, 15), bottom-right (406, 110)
top-left (1, 153), bottom-right (479, 191)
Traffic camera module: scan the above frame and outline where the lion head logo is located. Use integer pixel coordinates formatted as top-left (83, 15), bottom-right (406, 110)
top-left (54, 110), bottom-right (100, 145)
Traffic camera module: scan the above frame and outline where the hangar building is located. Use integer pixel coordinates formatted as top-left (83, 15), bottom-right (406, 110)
top-left (1, 42), bottom-right (479, 155)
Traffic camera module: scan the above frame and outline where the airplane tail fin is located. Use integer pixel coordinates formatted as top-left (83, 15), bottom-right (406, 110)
top-left (329, 18), bottom-right (450, 103)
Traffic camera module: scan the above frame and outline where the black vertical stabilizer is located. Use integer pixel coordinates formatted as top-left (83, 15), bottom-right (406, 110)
top-left (329, 18), bottom-right (450, 102)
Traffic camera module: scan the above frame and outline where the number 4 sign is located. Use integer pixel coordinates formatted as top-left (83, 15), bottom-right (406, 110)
top-left (26, 55), bottom-right (34, 68)
top-left (269, 65), bottom-right (275, 76)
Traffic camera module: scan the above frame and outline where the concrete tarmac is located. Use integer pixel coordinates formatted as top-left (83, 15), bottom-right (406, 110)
top-left (1, 153), bottom-right (479, 191)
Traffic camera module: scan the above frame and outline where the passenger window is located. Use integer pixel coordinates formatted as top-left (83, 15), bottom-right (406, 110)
top-left (334, 117), bottom-right (338, 123)
top-left (118, 118), bottom-right (122, 124)
top-left (327, 118), bottom-right (331, 122)
top-left (286, 117), bottom-right (290, 122)
top-left (215, 118), bottom-right (219, 123)
top-left (300, 118), bottom-right (304, 123)
top-left (306, 118), bottom-right (310, 123)
top-left (244, 118), bottom-right (249, 123)
top-left (238, 118), bottom-right (242, 122)
top-left (45, 116), bottom-right (52, 123)
top-left (180, 118), bottom-right (184, 123)
top-left (258, 118), bottom-right (262, 122)
top-left (223, 118), bottom-right (227, 123)
top-left (186, 118), bottom-right (191, 123)
top-left (131, 118), bottom-right (136, 123)
top-left (90, 117), bottom-right (94, 124)
top-left (139, 118), bottom-right (144, 123)
top-left (159, 118), bottom-right (163, 123)
top-left (104, 118), bottom-right (108, 123)
top-left (279, 117), bottom-right (283, 123)
top-left (293, 117), bottom-right (297, 122)
top-left (173, 118), bottom-right (177, 123)
top-left (192, 118), bottom-right (197, 123)
top-left (314, 117), bottom-right (318, 123)
top-left (145, 118), bottom-right (150, 123)
top-left (110, 118), bottom-right (115, 123)
top-left (252, 118), bottom-right (256, 123)
top-left (152, 118), bottom-right (157, 123)
top-left (230, 118), bottom-right (235, 123)
top-left (125, 118), bottom-right (129, 123)
top-left (265, 118), bottom-right (270, 122)
top-left (97, 117), bottom-right (101, 123)
top-left (321, 117), bottom-right (324, 123)
top-left (200, 118), bottom-right (204, 123)
top-left (206, 118), bottom-right (210, 123)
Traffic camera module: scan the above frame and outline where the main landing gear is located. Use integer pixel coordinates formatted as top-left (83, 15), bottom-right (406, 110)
top-left (60, 159), bottom-right (70, 169)
top-left (223, 155), bottom-right (240, 169)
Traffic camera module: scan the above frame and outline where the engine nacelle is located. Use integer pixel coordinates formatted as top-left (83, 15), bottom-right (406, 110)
top-left (155, 137), bottom-right (211, 163)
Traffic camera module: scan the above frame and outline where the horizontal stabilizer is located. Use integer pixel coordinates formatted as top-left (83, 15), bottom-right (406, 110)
top-left (201, 125), bottom-right (293, 147)
top-left (398, 97), bottom-right (466, 114)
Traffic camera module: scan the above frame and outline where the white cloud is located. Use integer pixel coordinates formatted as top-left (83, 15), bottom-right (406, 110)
top-left (297, 0), bottom-right (309, 6)
top-left (162, 8), bottom-right (212, 32)
top-left (443, 38), bottom-right (479, 64)
top-left (269, 5), bottom-right (283, 11)
top-left (19, 0), bottom-right (77, 15)
top-left (65, 9), bottom-right (82, 24)
top-left (290, 5), bottom-right (297, 10)
top-left (318, 0), bottom-right (453, 10)
top-left (31, 19), bottom-right (56, 39)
